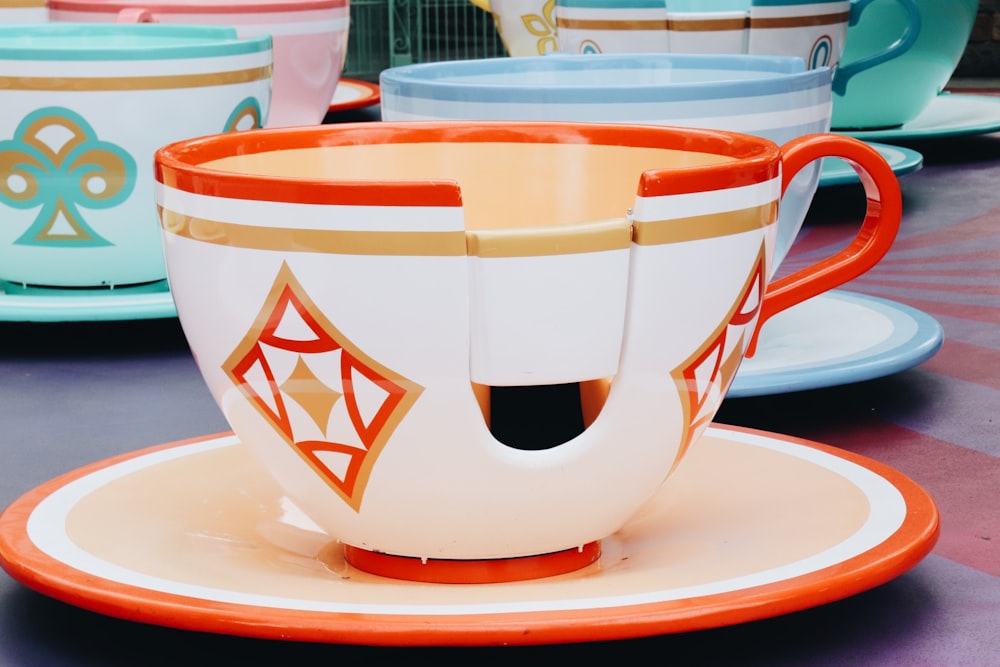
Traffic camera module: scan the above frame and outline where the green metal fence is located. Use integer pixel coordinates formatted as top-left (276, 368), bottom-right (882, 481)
top-left (344, 0), bottom-right (508, 82)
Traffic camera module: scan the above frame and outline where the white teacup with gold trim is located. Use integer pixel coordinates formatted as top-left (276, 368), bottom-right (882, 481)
top-left (154, 121), bottom-right (900, 583)
top-left (0, 24), bottom-right (271, 288)
top-left (0, 0), bottom-right (46, 22)
top-left (489, 0), bottom-right (559, 56)
top-left (555, 0), bottom-right (919, 79)
top-left (556, 0), bottom-right (669, 53)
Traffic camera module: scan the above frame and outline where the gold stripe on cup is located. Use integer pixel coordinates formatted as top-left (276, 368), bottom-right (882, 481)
top-left (163, 205), bottom-right (775, 255)
top-left (632, 202), bottom-right (777, 246)
top-left (467, 218), bottom-right (631, 259)
top-left (1, 66), bottom-right (272, 92)
top-left (1, 0), bottom-right (46, 6)
top-left (160, 209), bottom-right (469, 256)
top-left (555, 18), bottom-right (669, 31)
top-left (750, 11), bottom-right (850, 29)
top-left (665, 17), bottom-right (748, 32)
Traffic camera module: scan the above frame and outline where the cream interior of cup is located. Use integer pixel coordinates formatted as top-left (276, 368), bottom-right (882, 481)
top-left (201, 142), bottom-right (731, 232)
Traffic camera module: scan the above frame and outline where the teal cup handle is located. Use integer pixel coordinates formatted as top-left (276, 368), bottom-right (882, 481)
top-left (832, 0), bottom-right (920, 95)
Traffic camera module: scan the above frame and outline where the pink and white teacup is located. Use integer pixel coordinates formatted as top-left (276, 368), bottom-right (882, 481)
top-left (47, 0), bottom-right (349, 127)
top-left (0, 23), bottom-right (271, 288)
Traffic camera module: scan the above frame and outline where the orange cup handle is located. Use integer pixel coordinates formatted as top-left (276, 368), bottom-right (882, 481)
top-left (747, 133), bottom-right (902, 357)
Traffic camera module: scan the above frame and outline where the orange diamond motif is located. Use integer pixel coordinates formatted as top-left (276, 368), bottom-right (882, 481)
top-left (223, 262), bottom-right (423, 511)
top-left (672, 246), bottom-right (766, 465)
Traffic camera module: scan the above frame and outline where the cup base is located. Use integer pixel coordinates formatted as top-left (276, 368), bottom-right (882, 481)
top-left (0, 279), bottom-right (169, 296)
top-left (341, 541), bottom-right (602, 584)
top-left (830, 123), bottom-right (906, 132)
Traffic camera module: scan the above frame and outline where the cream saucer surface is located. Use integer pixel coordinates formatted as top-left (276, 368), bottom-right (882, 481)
top-left (328, 79), bottom-right (380, 113)
top-left (0, 425), bottom-right (938, 646)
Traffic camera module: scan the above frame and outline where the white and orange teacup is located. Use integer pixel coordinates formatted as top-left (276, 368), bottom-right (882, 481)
top-left (47, 0), bottom-right (349, 128)
top-left (0, 23), bottom-right (271, 288)
top-left (154, 121), bottom-right (900, 582)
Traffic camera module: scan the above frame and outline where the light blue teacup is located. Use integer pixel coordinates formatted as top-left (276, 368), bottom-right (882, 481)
top-left (379, 53), bottom-right (899, 299)
top-left (831, 0), bottom-right (979, 129)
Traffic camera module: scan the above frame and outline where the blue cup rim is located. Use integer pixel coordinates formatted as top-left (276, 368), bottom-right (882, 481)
top-left (0, 23), bottom-right (271, 60)
top-left (380, 54), bottom-right (832, 104)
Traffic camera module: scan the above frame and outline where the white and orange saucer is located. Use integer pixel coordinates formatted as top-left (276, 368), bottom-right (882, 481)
top-left (0, 425), bottom-right (938, 646)
top-left (328, 79), bottom-right (380, 114)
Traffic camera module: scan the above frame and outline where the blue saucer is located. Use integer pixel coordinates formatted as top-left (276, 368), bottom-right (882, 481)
top-left (730, 290), bottom-right (943, 397)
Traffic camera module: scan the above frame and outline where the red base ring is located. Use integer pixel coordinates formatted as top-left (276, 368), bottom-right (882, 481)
top-left (343, 541), bottom-right (602, 584)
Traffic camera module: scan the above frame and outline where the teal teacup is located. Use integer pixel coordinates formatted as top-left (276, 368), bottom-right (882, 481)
top-left (0, 24), bottom-right (272, 288)
top-left (831, 0), bottom-right (979, 129)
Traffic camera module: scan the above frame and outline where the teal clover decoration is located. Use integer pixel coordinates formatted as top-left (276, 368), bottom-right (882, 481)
top-left (0, 107), bottom-right (137, 247)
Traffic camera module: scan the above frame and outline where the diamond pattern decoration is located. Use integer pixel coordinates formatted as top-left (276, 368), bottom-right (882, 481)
top-left (672, 245), bottom-right (766, 466)
top-left (223, 262), bottom-right (423, 511)
top-left (280, 356), bottom-right (343, 434)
